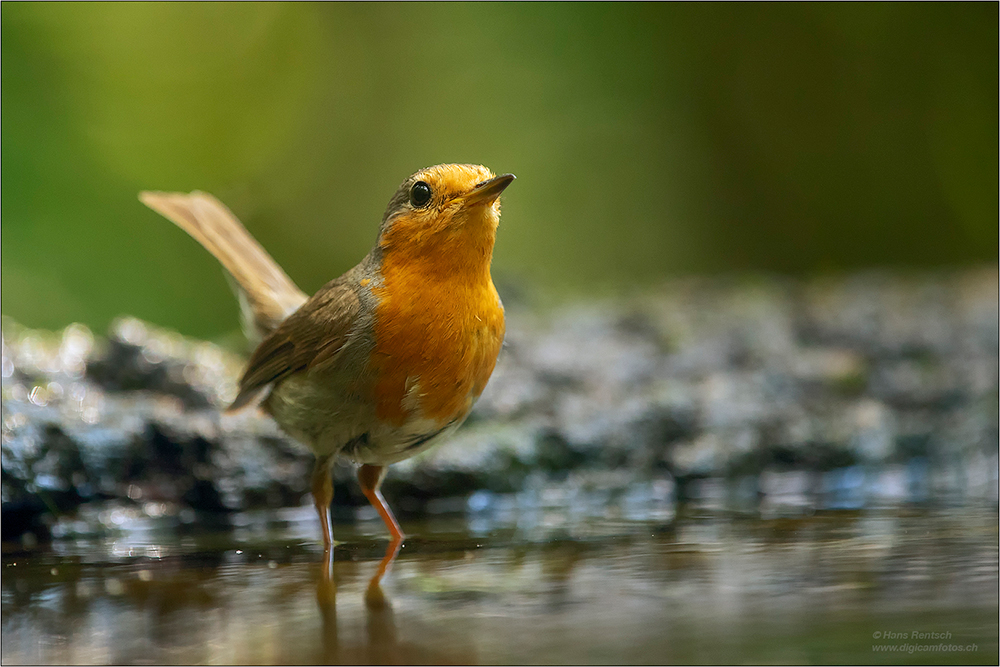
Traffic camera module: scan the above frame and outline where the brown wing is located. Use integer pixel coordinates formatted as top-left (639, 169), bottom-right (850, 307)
top-left (227, 276), bottom-right (362, 412)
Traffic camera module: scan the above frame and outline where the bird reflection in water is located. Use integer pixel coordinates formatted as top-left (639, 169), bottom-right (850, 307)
top-left (315, 539), bottom-right (474, 665)
top-left (315, 542), bottom-right (394, 664)
top-left (316, 538), bottom-right (400, 609)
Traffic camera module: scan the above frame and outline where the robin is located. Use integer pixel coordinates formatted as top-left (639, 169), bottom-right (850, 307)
top-left (140, 164), bottom-right (513, 553)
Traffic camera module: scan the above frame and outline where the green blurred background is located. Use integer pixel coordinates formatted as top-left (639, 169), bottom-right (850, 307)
top-left (3, 3), bottom-right (997, 340)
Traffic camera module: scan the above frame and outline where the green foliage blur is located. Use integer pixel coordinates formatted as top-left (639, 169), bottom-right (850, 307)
top-left (3, 3), bottom-right (997, 339)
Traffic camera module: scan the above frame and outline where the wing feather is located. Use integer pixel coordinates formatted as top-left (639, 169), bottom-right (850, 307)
top-left (227, 276), bottom-right (362, 412)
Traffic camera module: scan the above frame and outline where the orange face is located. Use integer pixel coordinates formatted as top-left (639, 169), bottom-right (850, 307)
top-left (370, 164), bottom-right (513, 426)
top-left (377, 164), bottom-right (514, 269)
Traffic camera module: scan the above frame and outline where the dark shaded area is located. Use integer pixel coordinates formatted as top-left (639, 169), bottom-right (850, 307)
top-left (87, 336), bottom-right (214, 410)
top-left (2, 268), bottom-right (996, 546)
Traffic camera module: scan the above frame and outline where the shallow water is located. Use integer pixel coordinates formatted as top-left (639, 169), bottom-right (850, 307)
top-left (2, 507), bottom-right (997, 665)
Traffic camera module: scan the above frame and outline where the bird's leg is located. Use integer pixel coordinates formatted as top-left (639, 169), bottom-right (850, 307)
top-left (357, 464), bottom-right (404, 590)
top-left (312, 454), bottom-right (336, 552)
top-left (314, 466), bottom-right (336, 627)
top-left (357, 464), bottom-right (405, 542)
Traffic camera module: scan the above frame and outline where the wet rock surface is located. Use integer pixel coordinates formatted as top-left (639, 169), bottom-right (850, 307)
top-left (3, 268), bottom-right (997, 543)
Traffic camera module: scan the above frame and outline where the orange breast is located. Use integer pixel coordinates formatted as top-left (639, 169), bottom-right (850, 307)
top-left (370, 254), bottom-right (505, 426)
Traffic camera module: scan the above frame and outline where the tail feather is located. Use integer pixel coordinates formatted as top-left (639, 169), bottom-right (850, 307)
top-left (139, 191), bottom-right (308, 343)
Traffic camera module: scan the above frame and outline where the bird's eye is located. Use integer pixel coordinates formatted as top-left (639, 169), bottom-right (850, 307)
top-left (409, 181), bottom-right (432, 208)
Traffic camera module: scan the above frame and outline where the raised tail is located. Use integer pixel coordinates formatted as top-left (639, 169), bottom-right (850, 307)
top-left (139, 191), bottom-right (308, 344)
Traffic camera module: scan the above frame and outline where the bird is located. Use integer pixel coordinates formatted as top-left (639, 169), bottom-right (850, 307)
top-left (139, 164), bottom-right (513, 554)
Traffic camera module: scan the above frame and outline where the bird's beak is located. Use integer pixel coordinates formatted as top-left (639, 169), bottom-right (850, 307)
top-left (462, 173), bottom-right (516, 206)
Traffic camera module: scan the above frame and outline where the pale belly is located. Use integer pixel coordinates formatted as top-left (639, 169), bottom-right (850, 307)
top-left (265, 363), bottom-right (482, 465)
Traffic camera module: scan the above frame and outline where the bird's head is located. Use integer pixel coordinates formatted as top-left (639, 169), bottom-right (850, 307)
top-left (377, 164), bottom-right (515, 260)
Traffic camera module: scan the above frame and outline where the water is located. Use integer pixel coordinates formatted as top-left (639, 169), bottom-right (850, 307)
top-left (2, 507), bottom-right (997, 665)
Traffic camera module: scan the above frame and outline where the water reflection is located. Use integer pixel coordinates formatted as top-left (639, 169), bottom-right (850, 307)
top-left (2, 509), bottom-right (997, 664)
top-left (316, 538), bottom-right (418, 664)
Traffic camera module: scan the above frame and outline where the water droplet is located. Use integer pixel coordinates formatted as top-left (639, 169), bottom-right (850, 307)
top-left (28, 386), bottom-right (48, 407)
